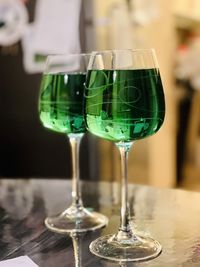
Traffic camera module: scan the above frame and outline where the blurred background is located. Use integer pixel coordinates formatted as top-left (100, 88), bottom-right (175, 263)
top-left (1, 0), bottom-right (200, 191)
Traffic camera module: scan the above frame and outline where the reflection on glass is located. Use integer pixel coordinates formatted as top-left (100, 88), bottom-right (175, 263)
top-left (70, 232), bottom-right (102, 267)
top-left (71, 233), bottom-right (83, 267)
top-left (0, 180), bottom-right (33, 220)
top-left (38, 54), bottom-right (108, 233)
top-left (84, 49), bottom-right (165, 262)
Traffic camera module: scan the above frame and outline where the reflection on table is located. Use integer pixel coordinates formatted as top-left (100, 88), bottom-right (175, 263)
top-left (0, 179), bottom-right (200, 266)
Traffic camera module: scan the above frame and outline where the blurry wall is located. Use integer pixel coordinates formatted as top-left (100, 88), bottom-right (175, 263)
top-left (85, 0), bottom-right (200, 190)
top-left (86, 0), bottom-right (177, 188)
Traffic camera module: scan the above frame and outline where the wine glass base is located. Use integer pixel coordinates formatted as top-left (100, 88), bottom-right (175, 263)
top-left (45, 208), bottom-right (108, 234)
top-left (89, 234), bottom-right (162, 262)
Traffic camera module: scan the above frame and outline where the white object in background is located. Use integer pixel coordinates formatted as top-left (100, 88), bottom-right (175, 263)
top-left (22, 0), bottom-right (81, 74)
top-left (131, 0), bottom-right (159, 25)
top-left (0, 0), bottom-right (28, 46)
top-left (0, 256), bottom-right (38, 267)
top-left (108, 2), bottom-right (133, 49)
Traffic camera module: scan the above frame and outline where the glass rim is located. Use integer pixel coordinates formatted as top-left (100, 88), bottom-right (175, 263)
top-left (88, 48), bottom-right (159, 70)
top-left (91, 48), bottom-right (156, 55)
top-left (46, 52), bottom-right (91, 59)
top-left (44, 52), bottom-right (91, 73)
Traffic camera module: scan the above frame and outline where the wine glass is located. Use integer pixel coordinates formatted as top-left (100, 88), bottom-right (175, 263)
top-left (38, 53), bottom-right (108, 233)
top-left (84, 49), bottom-right (165, 261)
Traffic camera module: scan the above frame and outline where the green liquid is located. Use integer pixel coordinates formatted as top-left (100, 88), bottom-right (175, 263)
top-left (84, 69), bottom-right (165, 142)
top-left (39, 73), bottom-right (86, 134)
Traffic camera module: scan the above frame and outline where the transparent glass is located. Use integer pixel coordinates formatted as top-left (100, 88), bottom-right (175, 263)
top-left (38, 54), bottom-right (108, 233)
top-left (84, 49), bottom-right (165, 261)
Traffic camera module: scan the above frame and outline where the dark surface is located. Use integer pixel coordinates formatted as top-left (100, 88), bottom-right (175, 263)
top-left (0, 179), bottom-right (200, 266)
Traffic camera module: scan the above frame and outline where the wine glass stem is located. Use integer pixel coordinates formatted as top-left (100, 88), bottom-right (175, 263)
top-left (118, 145), bottom-right (131, 233)
top-left (71, 233), bottom-right (82, 267)
top-left (69, 135), bottom-right (83, 209)
top-left (112, 142), bottom-right (134, 243)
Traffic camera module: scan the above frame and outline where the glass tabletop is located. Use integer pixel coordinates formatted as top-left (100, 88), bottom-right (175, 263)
top-left (0, 179), bottom-right (199, 267)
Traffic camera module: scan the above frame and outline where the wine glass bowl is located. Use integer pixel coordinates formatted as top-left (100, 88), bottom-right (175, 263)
top-left (84, 49), bottom-right (165, 261)
top-left (39, 70), bottom-right (86, 135)
top-left (38, 53), bottom-right (108, 233)
top-left (85, 49), bottom-right (165, 143)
